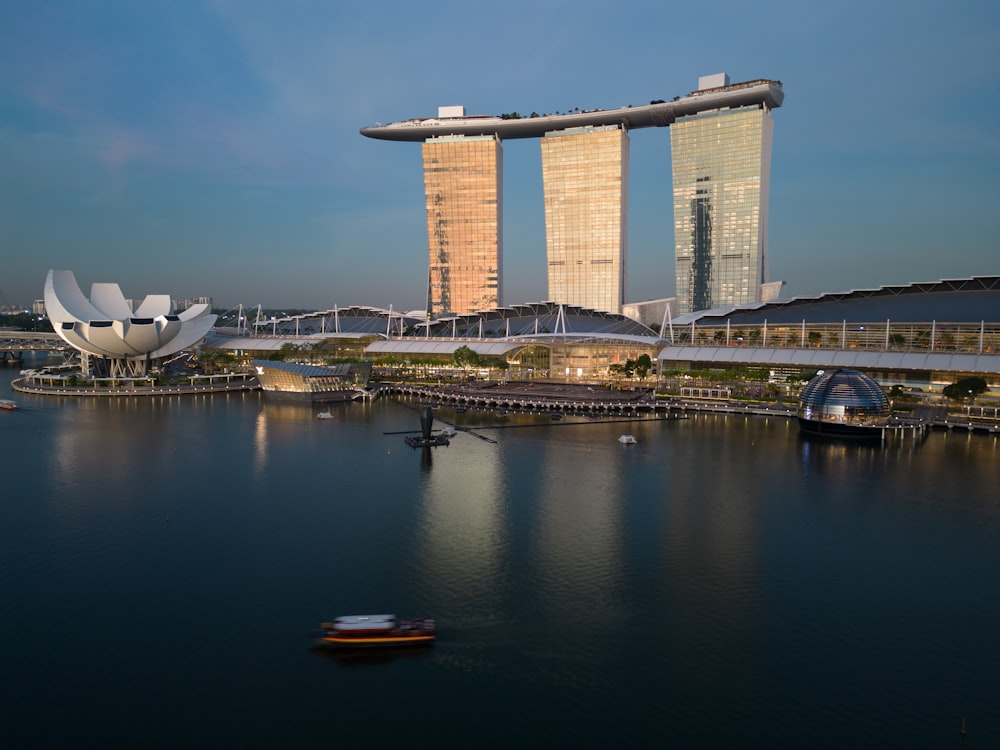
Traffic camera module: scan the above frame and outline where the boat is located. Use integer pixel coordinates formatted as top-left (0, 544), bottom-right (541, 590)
top-left (618, 434), bottom-right (637, 444)
top-left (438, 425), bottom-right (457, 437)
top-left (314, 614), bottom-right (436, 649)
top-left (0, 399), bottom-right (18, 411)
top-left (316, 411), bottom-right (333, 420)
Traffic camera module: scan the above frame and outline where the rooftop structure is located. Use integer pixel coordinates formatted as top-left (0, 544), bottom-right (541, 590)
top-left (673, 276), bottom-right (1000, 326)
top-left (360, 80), bottom-right (784, 141)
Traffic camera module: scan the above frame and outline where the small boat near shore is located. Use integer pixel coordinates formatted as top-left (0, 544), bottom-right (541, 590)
top-left (314, 614), bottom-right (436, 649)
top-left (0, 399), bottom-right (18, 411)
top-left (618, 434), bottom-right (637, 444)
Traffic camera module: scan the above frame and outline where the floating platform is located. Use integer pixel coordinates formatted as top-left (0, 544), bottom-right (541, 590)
top-left (404, 405), bottom-right (451, 447)
top-left (405, 434), bottom-right (450, 448)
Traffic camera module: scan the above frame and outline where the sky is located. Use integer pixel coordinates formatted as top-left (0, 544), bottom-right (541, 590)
top-left (1, 0), bottom-right (998, 313)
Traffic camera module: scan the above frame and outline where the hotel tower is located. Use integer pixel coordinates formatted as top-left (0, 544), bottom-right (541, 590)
top-left (541, 126), bottom-right (629, 313)
top-left (422, 131), bottom-right (502, 316)
top-left (361, 75), bottom-right (783, 318)
top-left (671, 73), bottom-right (775, 315)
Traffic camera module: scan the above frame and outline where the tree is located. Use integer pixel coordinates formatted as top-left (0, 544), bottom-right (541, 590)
top-left (269, 342), bottom-right (299, 361)
top-left (453, 345), bottom-right (480, 369)
top-left (635, 354), bottom-right (652, 380)
top-left (942, 377), bottom-right (988, 402)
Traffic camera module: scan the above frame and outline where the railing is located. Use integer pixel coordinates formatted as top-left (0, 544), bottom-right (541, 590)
top-left (676, 321), bottom-right (1000, 355)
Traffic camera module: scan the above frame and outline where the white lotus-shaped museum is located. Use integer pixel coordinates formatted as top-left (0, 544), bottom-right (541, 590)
top-left (44, 269), bottom-right (217, 375)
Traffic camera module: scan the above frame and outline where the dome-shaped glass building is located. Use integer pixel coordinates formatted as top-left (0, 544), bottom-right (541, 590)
top-left (797, 369), bottom-right (890, 438)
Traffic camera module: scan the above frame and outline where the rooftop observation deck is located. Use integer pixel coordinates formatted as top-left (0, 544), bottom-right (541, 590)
top-left (360, 79), bottom-right (783, 142)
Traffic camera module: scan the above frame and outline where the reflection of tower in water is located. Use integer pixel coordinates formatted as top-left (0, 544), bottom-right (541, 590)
top-left (533, 437), bottom-right (625, 626)
top-left (411, 424), bottom-right (504, 619)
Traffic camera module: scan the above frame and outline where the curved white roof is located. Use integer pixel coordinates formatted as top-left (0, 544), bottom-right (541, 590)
top-left (366, 340), bottom-right (527, 357)
top-left (44, 269), bottom-right (217, 361)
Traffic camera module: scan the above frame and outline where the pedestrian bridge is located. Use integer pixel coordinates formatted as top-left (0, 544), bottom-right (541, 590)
top-left (0, 330), bottom-right (72, 362)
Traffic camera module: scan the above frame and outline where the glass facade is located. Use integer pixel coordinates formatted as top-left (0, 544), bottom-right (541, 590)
top-left (422, 135), bottom-right (503, 316)
top-left (797, 369), bottom-right (890, 427)
top-left (541, 126), bottom-right (628, 314)
top-left (671, 105), bottom-right (773, 315)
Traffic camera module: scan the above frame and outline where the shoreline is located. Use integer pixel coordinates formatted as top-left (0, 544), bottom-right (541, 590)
top-left (9, 376), bottom-right (998, 436)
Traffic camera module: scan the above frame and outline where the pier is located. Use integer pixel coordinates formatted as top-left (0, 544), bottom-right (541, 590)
top-left (382, 381), bottom-right (1000, 439)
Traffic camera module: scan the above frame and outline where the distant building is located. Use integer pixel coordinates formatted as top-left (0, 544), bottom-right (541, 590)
top-left (177, 296), bottom-right (213, 312)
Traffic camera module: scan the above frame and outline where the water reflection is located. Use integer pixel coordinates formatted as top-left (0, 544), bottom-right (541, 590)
top-left (533, 435), bottom-right (624, 629)
top-left (413, 430), bottom-right (505, 623)
top-left (310, 645), bottom-right (434, 668)
top-left (253, 410), bottom-right (269, 475)
top-left (658, 415), bottom-right (766, 666)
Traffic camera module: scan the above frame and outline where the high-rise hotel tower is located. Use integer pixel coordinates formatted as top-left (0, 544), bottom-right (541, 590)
top-left (422, 130), bottom-right (502, 315)
top-left (361, 76), bottom-right (783, 318)
top-left (541, 126), bottom-right (629, 313)
top-left (671, 73), bottom-right (775, 315)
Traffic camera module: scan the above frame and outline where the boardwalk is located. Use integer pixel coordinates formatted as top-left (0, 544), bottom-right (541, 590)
top-left (386, 381), bottom-right (658, 415)
top-left (11, 374), bottom-right (259, 397)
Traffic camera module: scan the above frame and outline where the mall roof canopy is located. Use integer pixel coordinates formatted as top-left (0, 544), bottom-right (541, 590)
top-left (202, 330), bottom-right (376, 352)
top-left (656, 345), bottom-right (1000, 374)
top-left (413, 302), bottom-right (656, 339)
top-left (674, 276), bottom-right (1000, 326)
top-left (254, 306), bottom-right (419, 336)
top-left (365, 340), bottom-right (528, 358)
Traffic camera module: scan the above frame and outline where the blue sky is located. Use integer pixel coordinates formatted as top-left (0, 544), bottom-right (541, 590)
top-left (2, 0), bottom-right (998, 312)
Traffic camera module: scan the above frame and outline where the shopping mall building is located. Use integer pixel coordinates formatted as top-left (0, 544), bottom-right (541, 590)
top-left (206, 276), bottom-right (1000, 392)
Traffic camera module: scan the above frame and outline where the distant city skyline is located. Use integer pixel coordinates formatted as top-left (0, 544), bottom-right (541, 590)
top-left (1, 1), bottom-right (998, 311)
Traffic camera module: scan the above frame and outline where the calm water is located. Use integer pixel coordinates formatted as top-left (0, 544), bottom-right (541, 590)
top-left (2, 364), bottom-right (999, 748)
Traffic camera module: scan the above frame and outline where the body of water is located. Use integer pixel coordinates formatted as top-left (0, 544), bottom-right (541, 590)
top-left (2, 364), bottom-right (999, 748)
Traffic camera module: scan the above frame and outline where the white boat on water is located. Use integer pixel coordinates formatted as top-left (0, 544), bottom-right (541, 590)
top-left (438, 426), bottom-right (457, 437)
top-left (316, 411), bottom-right (333, 420)
top-left (618, 434), bottom-right (636, 445)
top-left (0, 399), bottom-right (18, 411)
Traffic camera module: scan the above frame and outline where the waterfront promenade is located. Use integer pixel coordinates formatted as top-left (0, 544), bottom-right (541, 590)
top-left (10, 370), bottom-right (998, 435)
top-left (11, 372), bottom-right (259, 397)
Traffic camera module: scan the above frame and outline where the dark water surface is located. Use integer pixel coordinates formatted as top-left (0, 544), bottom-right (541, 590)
top-left (2, 366), bottom-right (999, 748)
